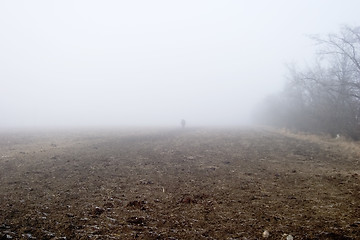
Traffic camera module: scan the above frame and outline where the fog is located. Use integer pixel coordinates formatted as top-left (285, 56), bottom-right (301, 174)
top-left (1, 1), bottom-right (359, 128)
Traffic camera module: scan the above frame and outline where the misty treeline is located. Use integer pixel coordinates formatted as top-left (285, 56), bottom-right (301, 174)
top-left (254, 25), bottom-right (360, 140)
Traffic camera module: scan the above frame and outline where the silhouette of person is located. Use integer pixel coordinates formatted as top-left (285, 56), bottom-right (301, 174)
top-left (181, 119), bottom-right (186, 128)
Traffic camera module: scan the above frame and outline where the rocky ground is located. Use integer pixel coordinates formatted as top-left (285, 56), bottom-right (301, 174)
top-left (0, 127), bottom-right (359, 239)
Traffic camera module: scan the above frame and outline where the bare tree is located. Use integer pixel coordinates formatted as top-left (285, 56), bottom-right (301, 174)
top-left (255, 25), bottom-right (360, 139)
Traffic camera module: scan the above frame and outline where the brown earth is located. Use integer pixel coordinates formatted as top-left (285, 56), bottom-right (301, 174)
top-left (0, 128), bottom-right (359, 240)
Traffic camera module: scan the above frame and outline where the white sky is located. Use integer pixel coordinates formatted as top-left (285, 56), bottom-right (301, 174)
top-left (1, 0), bottom-right (359, 128)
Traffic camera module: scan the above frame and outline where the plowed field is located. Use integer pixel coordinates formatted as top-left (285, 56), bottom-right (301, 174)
top-left (0, 128), bottom-right (359, 239)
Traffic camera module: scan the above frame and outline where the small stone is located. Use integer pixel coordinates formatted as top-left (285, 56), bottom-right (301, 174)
top-left (286, 235), bottom-right (294, 240)
top-left (262, 230), bottom-right (269, 238)
top-left (93, 206), bottom-right (105, 215)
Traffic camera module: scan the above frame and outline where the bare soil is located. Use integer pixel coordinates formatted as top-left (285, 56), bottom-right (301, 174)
top-left (0, 128), bottom-right (359, 239)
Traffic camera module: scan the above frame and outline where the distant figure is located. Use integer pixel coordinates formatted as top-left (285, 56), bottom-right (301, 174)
top-left (181, 119), bottom-right (186, 128)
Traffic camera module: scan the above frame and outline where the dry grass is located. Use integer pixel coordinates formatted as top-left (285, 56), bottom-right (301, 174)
top-left (272, 127), bottom-right (360, 156)
top-left (267, 127), bottom-right (360, 176)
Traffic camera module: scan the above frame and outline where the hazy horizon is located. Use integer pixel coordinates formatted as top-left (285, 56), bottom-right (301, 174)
top-left (1, 1), bottom-right (360, 128)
